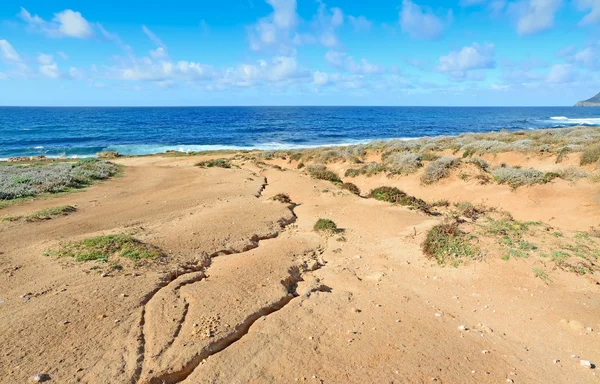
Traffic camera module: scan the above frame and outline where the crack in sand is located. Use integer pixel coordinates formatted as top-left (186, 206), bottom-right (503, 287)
top-left (133, 176), bottom-right (308, 384)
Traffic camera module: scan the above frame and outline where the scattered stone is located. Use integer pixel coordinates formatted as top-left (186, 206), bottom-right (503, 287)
top-left (306, 260), bottom-right (319, 271)
top-left (61, 320), bottom-right (70, 325)
top-left (350, 307), bottom-right (361, 313)
top-left (30, 373), bottom-right (50, 382)
top-left (114, 319), bottom-right (121, 324)
top-left (553, 359), bottom-right (560, 364)
top-left (458, 325), bottom-right (468, 331)
top-left (375, 304), bottom-right (382, 308)
top-left (586, 327), bottom-right (594, 332)
top-left (580, 360), bottom-right (594, 369)
top-left (434, 313), bottom-right (442, 317)
top-left (100, 273), bottom-right (108, 278)
top-left (571, 354), bottom-right (580, 359)
top-left (396, 319), bottom-right (401, 323)
top-left (506, 379), bottom-right (514, 383)
top-left (482, 350), bottom-right (490, 354)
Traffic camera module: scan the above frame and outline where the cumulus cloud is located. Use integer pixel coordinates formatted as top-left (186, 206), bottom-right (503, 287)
top-left (19, 7), bottom-right (94, 39)
top-left (142, 26), bottom-right (169, 59)
top-left (249, 0), bottom-right (298, 51)
top-left (546, 63), bottom-right (578, 83)
top-left (438, 42), bottom-right (496, 79)
top-left (508, 0), bottom-right (562, 36)
top-left (38, 54), bottom-right (59, 78)
top-left (575, 0), bottom-right (600, 25)
top-left (348, 15), bottom-right (372, 31)
top-left (324, 51), bottom-right (386, 75)
top-left (0, 40), bottom-right (21, 62)
top-left (399, 0), bottom-right (450, 40)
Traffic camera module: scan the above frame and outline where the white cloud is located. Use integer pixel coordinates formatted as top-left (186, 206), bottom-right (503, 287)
top-left (546, 64), bottom-right (578, 83)
top-left (460, 0), bottom-right (487, 5)
top-left (313, 71), bottom-right (330, 86)
top-left (348, 15), bottom-right (372, 31)
top-left (0, 40), bottom-right (21, 62)
top-left (330, 8), bottom-right (344, 27)
top-left (249, 0), bottom-right (298, 50)
top-left (508, 0), bottom-right (562, 36)
top-left (324, 51), bottom-right (385, 74)
top-left (19, 7), bottom-right (94, 39)
top-left (438, 42), bottom-right (496, 79)
top-left (57, 51), bottom-right (69, 60)
top-left (575, 0), bottom-right (600, 25)
top-left (142, 25), bottom-right (166, 48)
top-left (400, 0), bottom-right (449, 40)
top-left (38, 54), bottom-right (59, 78)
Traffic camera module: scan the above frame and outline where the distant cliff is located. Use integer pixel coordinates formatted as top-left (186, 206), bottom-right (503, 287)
top-left (575, 92), bottom-right (600, 107)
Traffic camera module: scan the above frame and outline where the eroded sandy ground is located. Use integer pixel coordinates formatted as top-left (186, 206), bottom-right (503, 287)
top-left (0, 155), bottom-right (599, 384)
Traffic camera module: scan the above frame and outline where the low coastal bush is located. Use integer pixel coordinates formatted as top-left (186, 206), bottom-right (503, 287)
top-left (195, 158), bottom-right (232, 168)
top-left (0, 159), bottom-right (118, 201)
top-left (368, 186), bottom-right (429, 212)
top-left (306, 165), bottom-right (342, 183)
top-left (344, 162), bottom-right (386, 178)
top-left (271, 193), bottom-right (292, 204)
top-left (51, 233), bottom-right (163, 263)
top-left (314, 218), bottom-right (338, 233)
top-left (341, 182), bottom-right (361, 195)
top-left (384, 152), bottom-right (423, 174)
top-left (556, 166), bottom-right (588, 181)
top-left (580, 145), bottom-right (600, 166)
top-left (465, 157), bottom-right (490, 172)
top-left (422, 221), bottom-right (479, 266)
top-left (420, 157), bottom-right (460, 185)
top-left (492, 167), bottom-right (558, 189)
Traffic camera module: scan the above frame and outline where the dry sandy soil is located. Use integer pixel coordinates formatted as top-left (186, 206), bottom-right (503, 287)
top-left (0, 153), bottom-right (599, 384)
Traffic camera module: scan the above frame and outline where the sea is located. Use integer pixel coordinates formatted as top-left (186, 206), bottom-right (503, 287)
top-left (1, 106), bottom-right (599, 160)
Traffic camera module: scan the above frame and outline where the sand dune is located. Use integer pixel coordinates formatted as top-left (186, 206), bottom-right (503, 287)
top-left (0, 147), bottom-right (599, 383)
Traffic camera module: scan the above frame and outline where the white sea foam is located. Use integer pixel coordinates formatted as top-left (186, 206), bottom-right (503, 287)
top-left (548, 116), bottom-right (600, 125)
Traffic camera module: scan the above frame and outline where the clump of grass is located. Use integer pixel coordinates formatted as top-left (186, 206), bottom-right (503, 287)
top-left (51, 233), bottom-right (163, 263)
top-left (3, 205), bottom-right (79, 222)
top-left (341, 182), bottom-right (361, 195)
top-left (369, 186), bottom-right (429, 212)
top-left (271, 193), bottom-right (292, 204)
top-left (344, 162), bottom-right (386, 178)
top-left (422, 221), bottom-right (479, 265)
top-left (465, 157), bottom-right (490, 172)
top-left (580, 145), bottom-right (600, 166)
top-left (556, 166), bottom-right (588, 181)
top-left (195, 158), bottom-right (232, 168)
top-left (420, 157), bottom-right (460, 185)
top-left (0, 159), bottom-right (118, 201)
top-left (453, 201), bottom-right (490, 220)
top-left (492, 167), bottom-right (558, 189)
top-left (297, 162), bottom-right (305, 169)
top-left (314, 218), bottom-right (338, 233)
top-left (306, 165), bottom-right (342, 183)
top-left (533, 268), bottom-right (551, 284)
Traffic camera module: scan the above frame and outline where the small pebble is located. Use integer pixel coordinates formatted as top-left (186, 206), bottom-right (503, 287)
top-left (580, 360), bottom-right (593, 369)
top-left (571, 354), bottom-right (580, 359)
top-left (434, 313), bottom-right (442, 317)
top-left (114, 319), bottom-right (121, 324)
top-left (586, 327), bottom-right (594, 332)
top-left (482, 350), bottom-right (489, 354)
top-left (30, 373), bottom-right (50, 382)
top-left (553, 359), bottom-right (560, 364)
top-left (458, 325), bottom-right (468, 331)
top-left (506, 380), bottom-right (514, 383)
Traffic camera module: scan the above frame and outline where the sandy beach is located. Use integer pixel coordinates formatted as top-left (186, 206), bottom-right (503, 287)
top-left (1, 126), bottom-right (599, 384)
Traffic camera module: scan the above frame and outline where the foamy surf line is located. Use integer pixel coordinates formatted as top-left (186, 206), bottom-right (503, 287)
top-left (0, 138), bottom-right (419, 161)
top-left (548, 116), bottom-right (600, 125)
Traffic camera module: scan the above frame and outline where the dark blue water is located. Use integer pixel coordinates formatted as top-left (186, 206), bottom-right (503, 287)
top-left (1, 107), bottom-right (599, 159)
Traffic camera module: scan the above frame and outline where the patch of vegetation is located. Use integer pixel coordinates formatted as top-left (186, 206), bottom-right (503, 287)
top-left (341, 182), bottom-right (361, 195)
top-left (492, 167), bottom-right (558, 189)
top-left (51, 233), bottom-right (163, 263)
top-left (297, 162), bottom-right (305, 169)
top-left (383, 152), bottom-right (423, 175)
top-left (422, 221), bottom-right (479, 266)
top-left (306, 165), bottom-right (342, 183)
top-left (453, 201), bottom-right (491, 220)
top-left (0, 159), bottom-right (119, 201)
top-left (465, 157), bottom-right (490, 172)
top-left (580, 145), bottom-right (600, 166)
top-left (344, 162), bottom-right (387, 178)
top-left (368, 186), bottom-right (429, 212)
top-left (420, 157), bottom-right (460, 185)
top-left (3, 205), bottom-right (77, 222)
top-left (271, 193), bottom-right (292, 204)
top-left (314, 218), bottom-right (338, 233)
top-left (195, 158), bottom-right (232, 168)
top-left (533, 268), bottom-right (551, 284)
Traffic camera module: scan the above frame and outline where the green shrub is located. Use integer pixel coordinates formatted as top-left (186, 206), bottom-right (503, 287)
top-left (51, 233), bottom-right (163, 263)
top-left (341, 182), bottom-right (361, 195)
top-left (492, 167), bottom-right (558, 189)
top-left (25, 205), bottom-right (76, 221)
top-left (580, 145), bottom-right (600, 166)
top-left (195, 158), bottom-right (232, 168)
top-left (384, 152), bottom-right (423, 174)
top-left (420, 157), bottom-right (460, 185)
top-left (314, 218), bottom-right (338, 233)
top-left (466, 157), bottom-right (490, 172)
top-left (369, 186), bottom-right (429, 212)
top-left (271, 193), bottom-right (292, 204)
top-left (306, 165), bottom-right (342, 183)
top-left (422, 221), bottom-right (479, 265)
top-left (344, 162), bottom-right (386, 178)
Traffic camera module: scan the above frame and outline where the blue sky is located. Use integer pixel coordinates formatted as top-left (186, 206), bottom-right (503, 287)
top-left (1, 0), bottom-right (599, 106)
